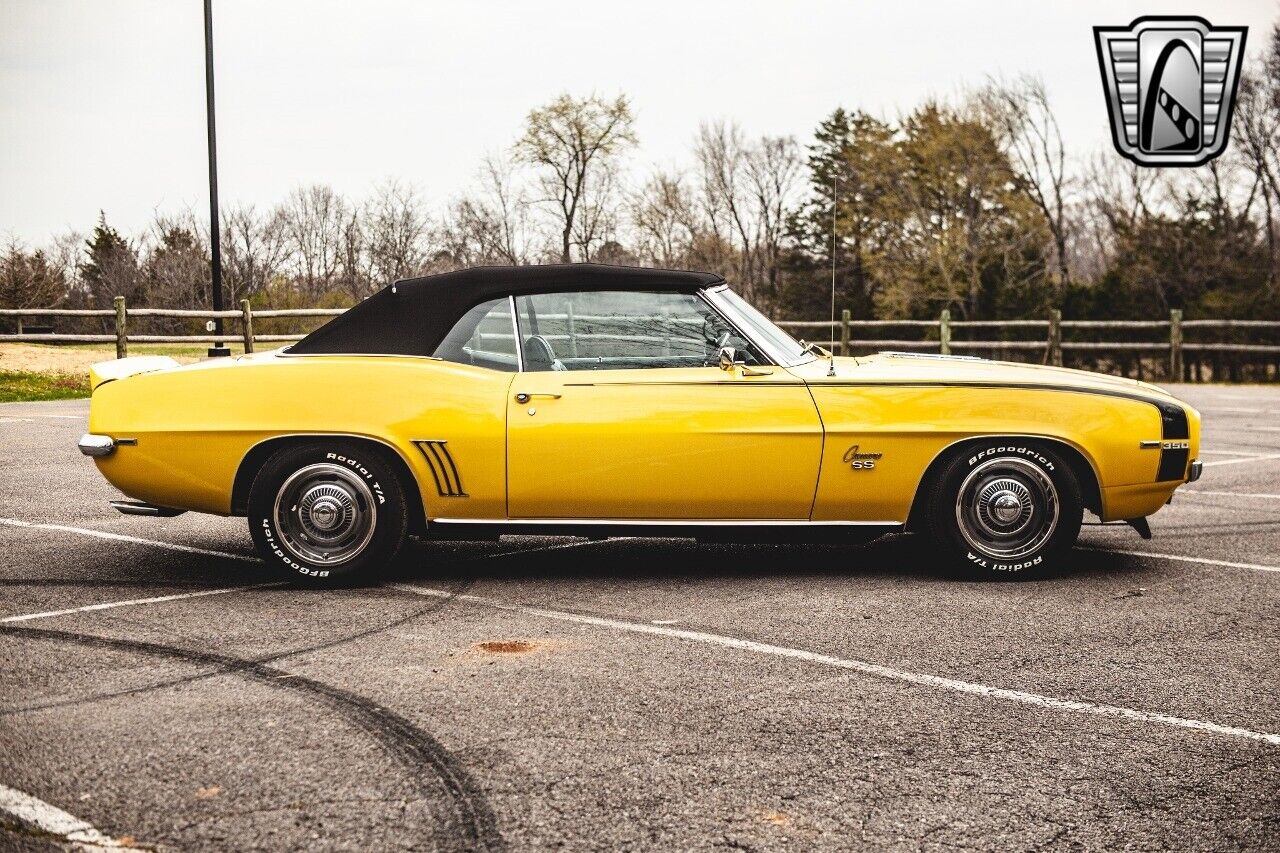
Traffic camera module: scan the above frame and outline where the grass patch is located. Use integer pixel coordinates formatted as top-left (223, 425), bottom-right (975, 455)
top-left (0, 370), bottom-right (90, 402)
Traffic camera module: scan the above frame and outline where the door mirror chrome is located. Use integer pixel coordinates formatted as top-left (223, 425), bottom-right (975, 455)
top-left (718, 346), bottom-right (739, 371)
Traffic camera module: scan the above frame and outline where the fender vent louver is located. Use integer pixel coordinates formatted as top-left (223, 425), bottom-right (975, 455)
top-left (413, 440), bottom-right (468, 497)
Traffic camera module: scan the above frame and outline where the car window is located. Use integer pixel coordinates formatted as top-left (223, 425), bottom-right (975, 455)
top-left (512, 290), bottom-right (762, 371)
top-left (431, 297), bottom-right (519, 371)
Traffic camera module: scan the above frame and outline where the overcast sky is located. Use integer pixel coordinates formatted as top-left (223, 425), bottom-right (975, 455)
top-left (2, 0), bottom-right (1276, 245)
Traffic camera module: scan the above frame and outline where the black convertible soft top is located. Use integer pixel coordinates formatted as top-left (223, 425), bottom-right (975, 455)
top-left (288, 263), bottom-right (725, 357)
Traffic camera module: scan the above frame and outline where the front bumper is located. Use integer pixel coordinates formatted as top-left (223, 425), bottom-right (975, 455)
top-left (78, 433), bottom-right (114, 457)
top-left (1188, 459), bottom-right (1203, 482)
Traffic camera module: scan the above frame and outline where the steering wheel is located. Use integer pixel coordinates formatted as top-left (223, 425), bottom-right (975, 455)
top-left (523, 334), bottom-right (565, 371)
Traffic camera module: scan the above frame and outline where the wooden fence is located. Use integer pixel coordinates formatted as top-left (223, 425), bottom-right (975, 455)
top-left (777, 308), bottom-right (1280, 382)
top-left (1, 299), bottom-right (1278, 381)
top-left (0, 298), bottom-right (341, 358)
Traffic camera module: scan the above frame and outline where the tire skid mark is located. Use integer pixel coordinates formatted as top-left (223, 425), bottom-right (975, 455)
top-left (0, 581), bottom-right (505, 853)
top-left (1, 624), bottom-right (504, 853)
top-left (1, 583), bottom-right (463, 718)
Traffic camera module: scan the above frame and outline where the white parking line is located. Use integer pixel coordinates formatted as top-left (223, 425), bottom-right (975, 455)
top-left (391, 583), bottom-right (1280, 747)
top-left (1197, 449), bottom-right (1270, 457)
top-left (1181, 489), bottom-right (1280, 500)
top-left (1203, 452), bottom-right (1280, 467)
top-left (0, 782), bottom-right (129, 849)
top-left (1079, 546), bottom-right (1280, 574)
top-left (0, 413), bottom-right (84, 422)
top-left (1, 584), bottom-right (279, 624)
top-left (0, 517), bottom-right (256, 562)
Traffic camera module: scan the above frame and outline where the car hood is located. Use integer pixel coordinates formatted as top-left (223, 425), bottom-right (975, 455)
top-left (793, 352), bottom-right (1178, 401)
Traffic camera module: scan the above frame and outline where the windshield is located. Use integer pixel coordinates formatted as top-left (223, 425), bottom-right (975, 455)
top-left (705, 286), bottom-right (814, 366)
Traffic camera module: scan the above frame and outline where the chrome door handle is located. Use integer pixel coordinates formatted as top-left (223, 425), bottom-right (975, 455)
top-left (514, 392), bottom-right (562, 404)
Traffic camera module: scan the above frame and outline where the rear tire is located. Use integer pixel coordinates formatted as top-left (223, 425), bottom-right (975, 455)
top-left (924, 441), bottom-right (1082, 578)
top-left (248, 441), bottom-right (408, 584)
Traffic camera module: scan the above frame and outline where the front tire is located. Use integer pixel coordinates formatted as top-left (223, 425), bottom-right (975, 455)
top-left (925, 442), bottom-right (1082, 578)
top-left (248, 442), bottom-right (408, 583)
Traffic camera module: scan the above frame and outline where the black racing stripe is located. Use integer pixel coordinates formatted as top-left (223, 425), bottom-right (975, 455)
top-left (1157, 447), bottom-right (1191, 482)
top-left (806, 380), bottom-right (1190, 430)
top-left (1155, 398), bottom-right (1190, 482)
top-left (1157, 401), bottom-right (1190, 440)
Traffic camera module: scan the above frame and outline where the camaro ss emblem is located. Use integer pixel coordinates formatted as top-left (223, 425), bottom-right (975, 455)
top-left (1094, 16), bottom-right (1246, 167)
top-left (843, 445), bottom-right (882, 470)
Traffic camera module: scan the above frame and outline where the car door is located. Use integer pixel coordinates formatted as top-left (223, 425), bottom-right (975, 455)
top-left (505, 289), bottom-right (823, 520)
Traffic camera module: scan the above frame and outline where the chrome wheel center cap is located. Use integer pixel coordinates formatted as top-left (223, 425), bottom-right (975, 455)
top-left (991, 492), bottom-right (1023, 524)
top-left (309, 498), bottom-right (341, 531)
top-left (297, 483), bottom-right (357, 540)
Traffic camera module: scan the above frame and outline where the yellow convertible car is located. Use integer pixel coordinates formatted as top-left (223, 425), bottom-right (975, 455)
top-left (79, 264), bottom-right (1201, 582)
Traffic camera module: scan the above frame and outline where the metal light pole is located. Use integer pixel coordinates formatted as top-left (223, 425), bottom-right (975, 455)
top-left (204, 0), bottom-right (230, 357)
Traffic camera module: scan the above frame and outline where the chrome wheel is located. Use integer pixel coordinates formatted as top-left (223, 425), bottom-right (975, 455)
top-left (955, 457), bottom-right (1059, 561)
top-left (272, 463), bottom-right (377, 566)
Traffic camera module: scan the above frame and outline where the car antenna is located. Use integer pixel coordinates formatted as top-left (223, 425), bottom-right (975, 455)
top-left (827, 174), bottom-right (839, 376)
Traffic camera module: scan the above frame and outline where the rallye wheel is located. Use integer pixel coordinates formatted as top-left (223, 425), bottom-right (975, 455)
top-left (924, 441), bottom-right (1082, 578)
top-left (248, 442), bottom-right (408, 583)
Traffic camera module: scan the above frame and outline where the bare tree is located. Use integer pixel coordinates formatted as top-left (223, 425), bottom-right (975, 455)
top-left (278, 185), bottom-right (351, 298)
top-left (48, 231), bottom-right (85, 303)
top-left (695, 121), bottom-right (754, 295)
top-left (438, 154), bottom-right (535, 267)
top-left (1233, 28), bottom-right (1280, 290)
top-left (571, 159), bottom-right (623, 262)
top-left (221, 204), bottom-right (288, 303)
top-left (336, 206), bottom-right (371, 300)
top-left (364, 179), bottom-right (430, 286)
top-left (978, 76), bottom-right (1075, 290)
top-left (694, 122), bottom-right (802, 312)
top-left (630, 169), bottom-right (699, 267)
top-left (515, 93), bottom-right (637, 263)
top-left (744, 135), bottom-right (803, 311)
top-left (1078, 151), bottom-right (1163, 276)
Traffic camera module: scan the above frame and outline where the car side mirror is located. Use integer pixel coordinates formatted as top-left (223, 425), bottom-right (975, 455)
top-left (718, 346), bottom-right (739, 371)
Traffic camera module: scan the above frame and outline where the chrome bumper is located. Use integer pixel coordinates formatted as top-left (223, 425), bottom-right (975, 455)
top-left (78, 433), bottom-right (115, 457)
top-left (1188, 459), bottom-right (1203, 482)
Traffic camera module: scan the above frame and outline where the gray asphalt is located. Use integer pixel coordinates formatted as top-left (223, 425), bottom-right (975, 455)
top-left (0, 385), bottom-right (1277, 852)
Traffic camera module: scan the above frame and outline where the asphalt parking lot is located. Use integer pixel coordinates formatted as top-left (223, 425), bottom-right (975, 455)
top-left (0, 385), bottom-right (1277, 852)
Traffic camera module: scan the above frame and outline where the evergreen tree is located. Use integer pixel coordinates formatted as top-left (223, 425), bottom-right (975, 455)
top-left (785, 109), bottom-right (899, 320)
top-left (78, 212), bottom-right (141, 307)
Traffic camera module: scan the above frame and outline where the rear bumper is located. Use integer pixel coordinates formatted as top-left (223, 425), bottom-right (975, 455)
top-left (78, 433), bottom-right (115, 457)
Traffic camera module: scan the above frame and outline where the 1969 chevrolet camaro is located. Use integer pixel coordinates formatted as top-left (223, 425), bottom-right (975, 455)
top-left (79, 264), bottom-right (1201, 582)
